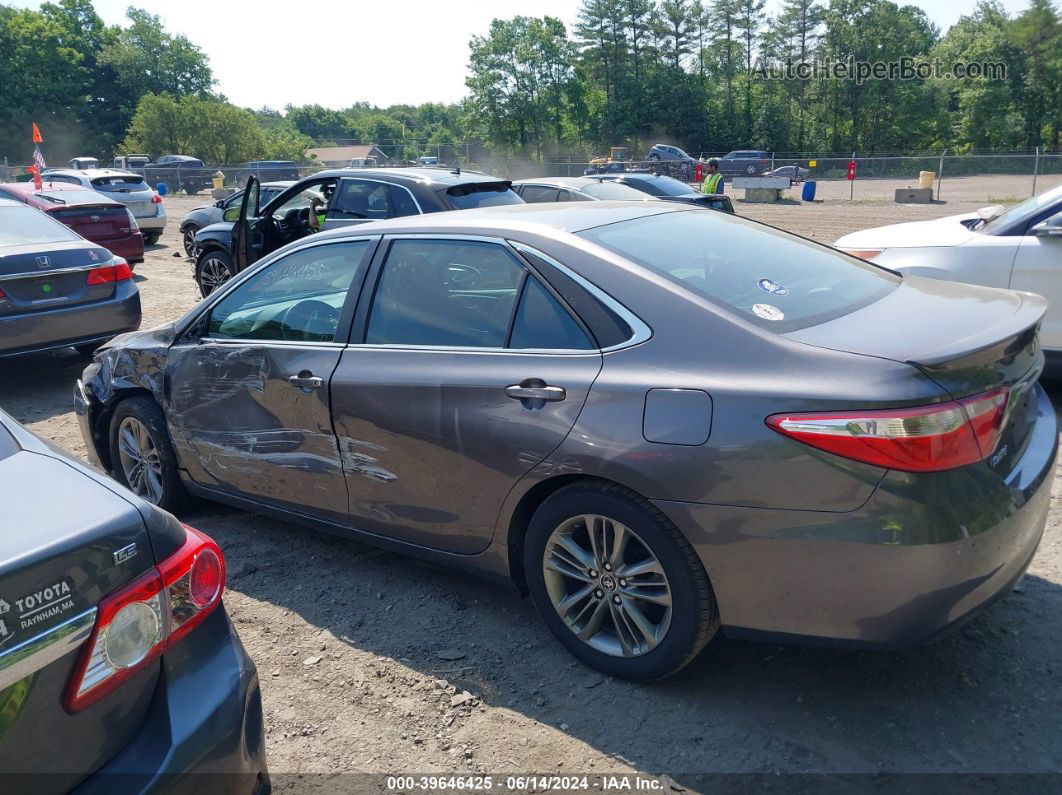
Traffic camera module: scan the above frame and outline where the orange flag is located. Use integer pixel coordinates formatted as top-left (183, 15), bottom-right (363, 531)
top-left (32, 123), bottom-right (43, 143)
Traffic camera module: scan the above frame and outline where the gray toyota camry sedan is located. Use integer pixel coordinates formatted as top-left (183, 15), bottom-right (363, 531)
top-left (75, 202), bottom-right (1057, 680)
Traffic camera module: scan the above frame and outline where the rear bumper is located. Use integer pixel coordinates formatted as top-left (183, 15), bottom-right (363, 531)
top-left (72, 607), bottom-right (269, 794)
top-left (656, 383), bottom-right (1058, 648)
top-left (134, 208), bottom-right (167, 232)
top-left (99, 233), bottom-right (145, 264)
top-left (0, 283), bottom-right (141, 357)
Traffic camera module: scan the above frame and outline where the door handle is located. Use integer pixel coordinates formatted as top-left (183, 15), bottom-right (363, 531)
top-left (288, 371), bottom-right (324, 389)
top-left (505, 383), bottom-right (566, 402)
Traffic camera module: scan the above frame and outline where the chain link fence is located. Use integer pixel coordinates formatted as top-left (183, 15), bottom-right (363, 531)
top-left (3, 151), bottom-right (1059, 203)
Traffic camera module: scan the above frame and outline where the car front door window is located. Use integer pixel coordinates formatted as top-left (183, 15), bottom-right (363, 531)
top-left (209, 241), bottom-right (371, 343)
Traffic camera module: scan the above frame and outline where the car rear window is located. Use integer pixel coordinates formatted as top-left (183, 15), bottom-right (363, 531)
top-left (628, 176), bottom-right (694, 197)
top-left (0, 205), bottom-right (81, 246)
top-left (582, 182), bottom-right (649, 201)
top-left (92, 176), bottom-right (148, 190)
top-left (445, 183), bottom-right (523, 209)
top-left (577, 210), bottom-right (900, 332)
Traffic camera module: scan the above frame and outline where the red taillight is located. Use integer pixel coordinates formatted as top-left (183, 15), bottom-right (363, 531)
top-left (65, 524), bottom-right (225, 712)
top-left (766, 387), bottom-right (1010, 472)
top-left (85, 258), bottom-right (132, 285)
top-left (150, 193), bottom-right (162, 204)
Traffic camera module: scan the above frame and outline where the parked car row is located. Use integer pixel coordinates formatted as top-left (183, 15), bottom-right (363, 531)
top-left (3, 157), bottom-right (1059, 787)
top-left (38, 168), bottom-right (167, 244)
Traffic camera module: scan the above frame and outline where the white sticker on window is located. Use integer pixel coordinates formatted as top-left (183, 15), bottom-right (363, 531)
top-left (752, 303), bottom-right (784, 321)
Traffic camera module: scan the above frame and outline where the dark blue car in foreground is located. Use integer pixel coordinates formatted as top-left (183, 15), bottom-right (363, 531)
top-left (0, 408), bottom-right (268, 792)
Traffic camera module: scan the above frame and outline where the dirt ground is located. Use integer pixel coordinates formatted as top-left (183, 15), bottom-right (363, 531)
top-left (3, 193), bottom-right (1062, 790)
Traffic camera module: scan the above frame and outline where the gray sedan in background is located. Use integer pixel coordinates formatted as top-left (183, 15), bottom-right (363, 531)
top-left (0, 198), bottom-right (140, 358)
top-left (76, 202), bottom-right (1056, 680)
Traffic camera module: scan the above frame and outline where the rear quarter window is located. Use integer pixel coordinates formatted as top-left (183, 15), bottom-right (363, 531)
top-left (578, 210), bottom-right (900, 333)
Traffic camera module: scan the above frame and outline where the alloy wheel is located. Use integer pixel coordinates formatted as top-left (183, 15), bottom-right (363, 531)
top-left (199, 257), bottom-right (231, 294)
top-left (542, 514), bottom-right (672, 657)
top-left (183, 228), bottom-right (199, 258)
top-left (116, 416), bottom-right (164, 504)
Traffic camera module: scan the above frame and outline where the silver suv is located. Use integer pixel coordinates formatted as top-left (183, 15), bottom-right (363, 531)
top-left (37, 169), bottom-right (167, 244)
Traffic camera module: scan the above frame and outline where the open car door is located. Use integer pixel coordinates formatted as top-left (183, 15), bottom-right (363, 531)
top-left (233, 175), bottom-right (260, 272)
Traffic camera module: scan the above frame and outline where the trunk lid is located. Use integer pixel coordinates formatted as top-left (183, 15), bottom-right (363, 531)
top-left (0, 242), bottom-right (117, 314)
top-left (49, 205), bottom-right (131, 243)
top-left (0, 441), bottom-right (158, 786)
top-left (787, 274), bottom-right (1046, 473)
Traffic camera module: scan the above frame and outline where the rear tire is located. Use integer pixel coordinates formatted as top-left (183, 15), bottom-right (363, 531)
top-left (108, 395), bottom-right (186, 511)
top-left (196, 249), bottom-right (236, 297)
top-left (143, 231), bottom-right (161, 246)
top-left (523, 480), bottom-right (719, 681)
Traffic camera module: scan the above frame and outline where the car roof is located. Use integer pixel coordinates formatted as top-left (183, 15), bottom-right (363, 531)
top-left (513, 176), bottom-right (611, 189)
top-left (309, 167), bottom-right (506, 187)
top-left (314, 200), bottom-right (690, 241)
top-left (0, 197), bottom-right (21, 207)
top-left (0, 180), bottom-right (100, 194)
top-left (43, 168), bottom-right (144, 179)
top-left (0, 182), bottom-right (121, 205)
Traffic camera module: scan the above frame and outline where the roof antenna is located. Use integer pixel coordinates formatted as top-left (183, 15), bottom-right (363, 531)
top-left (452, 166), bottom-right (461, 175)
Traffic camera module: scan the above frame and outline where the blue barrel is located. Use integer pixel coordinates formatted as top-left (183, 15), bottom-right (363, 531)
top-left (801, 180), bottom-right (816, 201)
top-left (155, 182), bottom-right (168, 196)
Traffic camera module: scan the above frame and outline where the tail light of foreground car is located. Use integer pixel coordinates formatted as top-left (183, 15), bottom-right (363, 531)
top-left (85, 257), bottom-right (132, 285)
top-left (150, 193), bottom-right (163, 204)
top-left (65, 524), bottom-right (225, 712)
top-left (766, 387), bottom-right (1010, 472)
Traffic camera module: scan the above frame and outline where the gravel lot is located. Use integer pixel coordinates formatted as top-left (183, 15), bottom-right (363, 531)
top-left (3, 192), bottom-right (1062, 788)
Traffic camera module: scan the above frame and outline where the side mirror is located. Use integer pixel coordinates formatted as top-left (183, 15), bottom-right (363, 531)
top-left (223, 206), bottom-right (240, 223)
top-left (1032, 219), bottom-right (1062, 238)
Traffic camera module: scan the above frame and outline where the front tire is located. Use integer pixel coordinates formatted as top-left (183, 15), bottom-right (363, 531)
top-left (196, 249), bottom-right (236, 297)
top-left (524, 481), bottom-right (719, 681)
top-left (108, 395), bottom-right (186, 510)
top-left (182, 226), bottom-right (200, 258)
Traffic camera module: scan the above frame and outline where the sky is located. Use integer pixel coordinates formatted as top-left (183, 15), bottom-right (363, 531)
top-left (11, 0), bottom-right (1040, 110)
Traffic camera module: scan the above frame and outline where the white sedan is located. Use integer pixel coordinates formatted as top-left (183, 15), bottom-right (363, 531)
top-left (835, 184), bottom-right (1062, 351)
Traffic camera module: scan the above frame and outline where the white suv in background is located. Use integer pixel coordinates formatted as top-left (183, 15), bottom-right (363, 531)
top-left (37, 168), bottom-right (167, 244)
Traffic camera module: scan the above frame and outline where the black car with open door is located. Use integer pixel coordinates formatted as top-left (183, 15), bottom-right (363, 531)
top-left (193, 167), bottom-right (523, 296)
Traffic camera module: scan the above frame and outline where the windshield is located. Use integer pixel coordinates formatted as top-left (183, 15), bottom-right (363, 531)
top-left (629, 176), bottom-right (696, 197)
top-left (445, 183), bottom-right (523, 209)
top-left (980, 184), bottom-right (1062, 234)
top-left (582, 182), bottom-right (649, 201)
top-left (578, 210), bottom-right (900, 333)
top-left (0, 205), bottom-right (81, 246)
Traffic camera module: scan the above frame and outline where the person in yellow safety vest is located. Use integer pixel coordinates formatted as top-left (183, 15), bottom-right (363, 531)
top-left (702, 158), bottom-right (724, 194)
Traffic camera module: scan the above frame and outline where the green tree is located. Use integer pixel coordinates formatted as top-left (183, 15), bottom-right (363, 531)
top-left (123, 94), bottom-right (264, 163)
top-left (99, 8), bottom-right (213, 105)
top-left (466, 16), bottom-right (577, 153)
